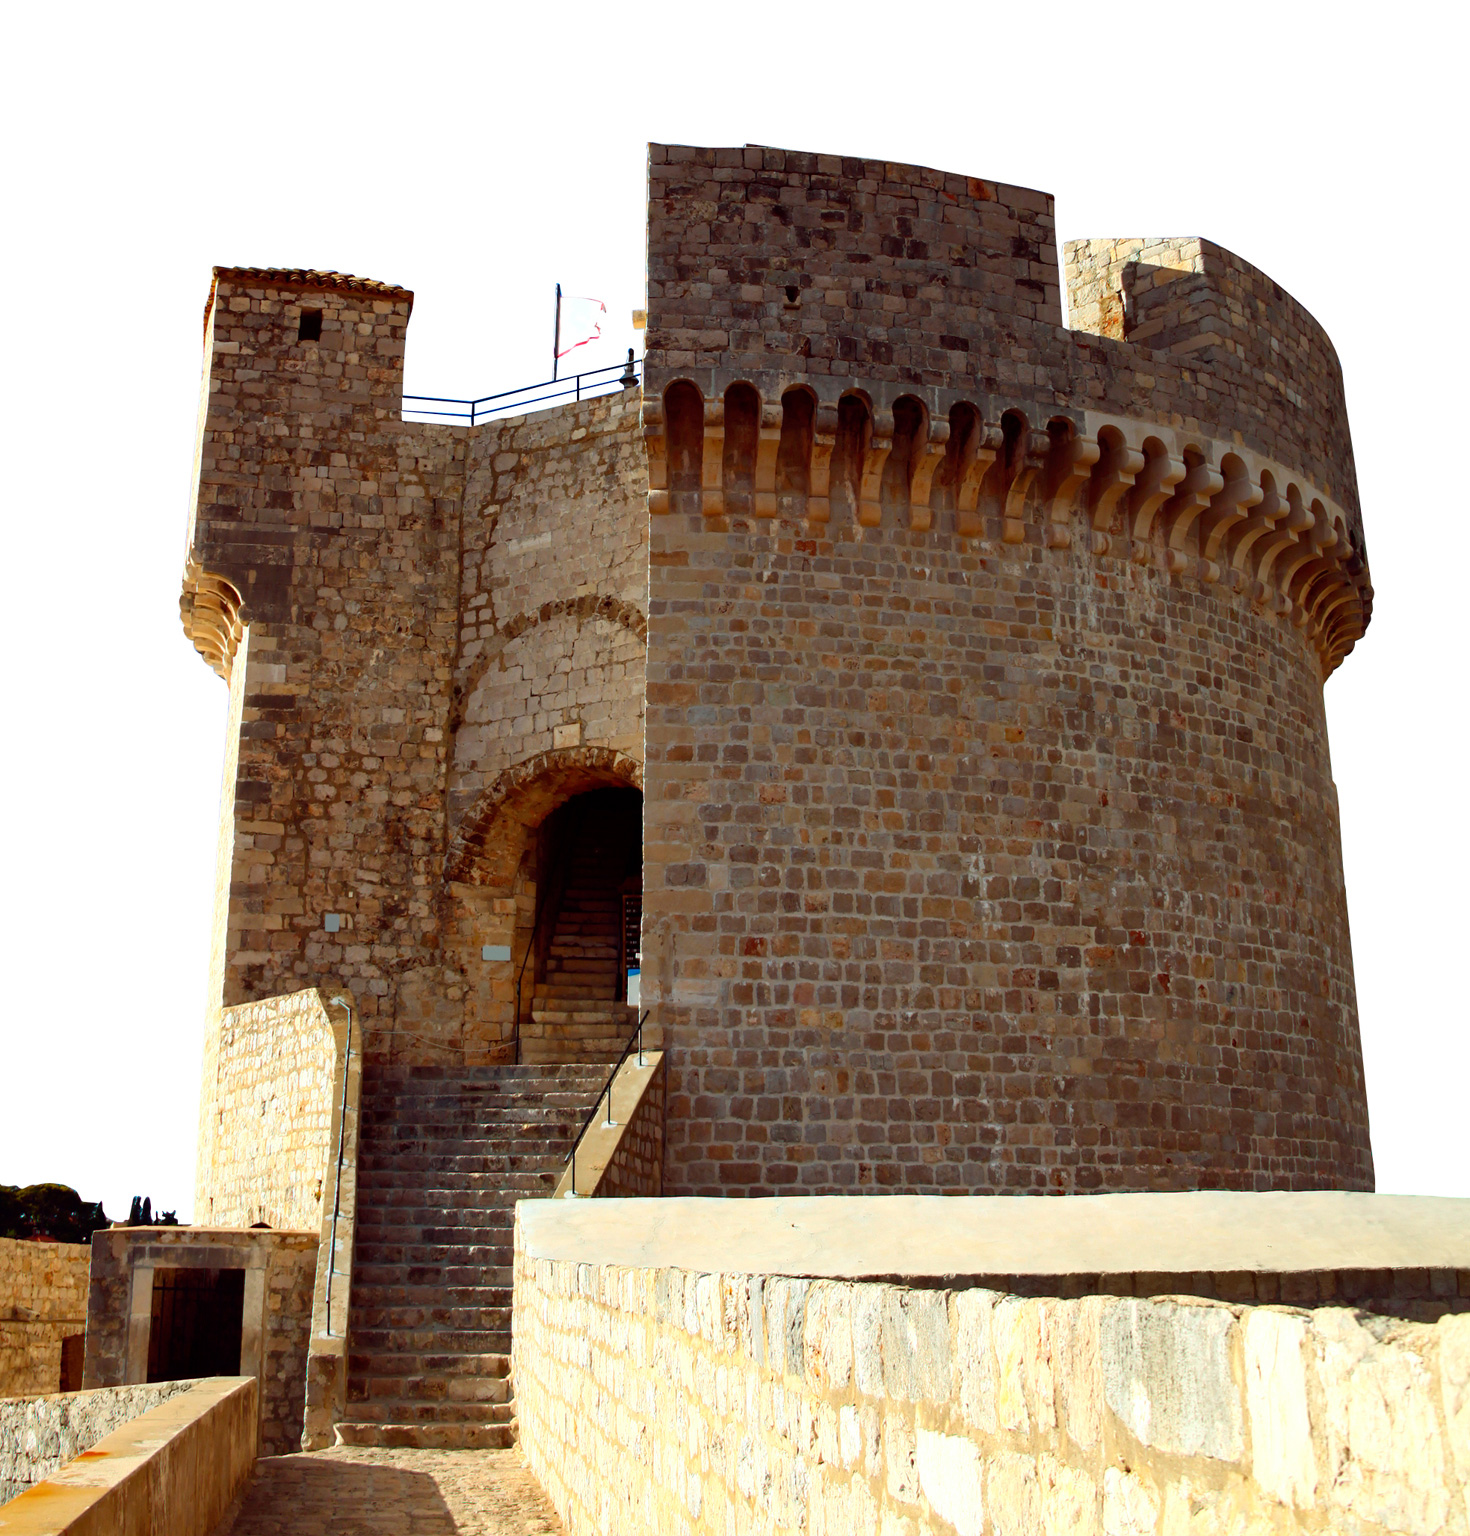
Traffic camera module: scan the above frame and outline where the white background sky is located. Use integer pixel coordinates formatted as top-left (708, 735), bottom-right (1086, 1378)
top-left (1, 5), bottom-right (1464, 1221)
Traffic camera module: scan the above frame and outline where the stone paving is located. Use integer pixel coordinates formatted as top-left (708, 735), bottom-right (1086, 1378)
top-left (217, 1446), bottom-right (562, 1535)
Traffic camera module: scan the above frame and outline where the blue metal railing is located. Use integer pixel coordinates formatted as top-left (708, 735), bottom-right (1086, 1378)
top-left (403, 353), bottom-right (641, 427)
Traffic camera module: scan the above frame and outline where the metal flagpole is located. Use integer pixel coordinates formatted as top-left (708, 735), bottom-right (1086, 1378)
top-left (553, 283), bottom-right (562, 382)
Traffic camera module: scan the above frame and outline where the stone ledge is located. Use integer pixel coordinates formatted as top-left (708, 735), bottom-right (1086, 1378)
top-left (518, 1190), bottom-right (1470, 1298)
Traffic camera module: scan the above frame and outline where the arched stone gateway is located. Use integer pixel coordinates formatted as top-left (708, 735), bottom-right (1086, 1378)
top-left (441, 749), bottom-right (643, 1064)
top-left (446, 745), bottom-right (642, 889)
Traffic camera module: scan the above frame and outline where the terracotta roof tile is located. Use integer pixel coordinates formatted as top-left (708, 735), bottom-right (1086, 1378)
top-left (203, 267), bottom-right (414, 334)
top-left (212, 266), bottom-right (412, 301)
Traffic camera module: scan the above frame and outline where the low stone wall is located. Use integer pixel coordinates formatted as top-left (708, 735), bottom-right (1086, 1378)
top-left (553, 1053), bottom-right (665, 1199)
top-left (84, 1227), bottom-right (316, 1456)
top-left (0, 1379), bottom-right (196, 1504)
top-left (195, 987), bottom-right (347, 1231)
top-left (0, 1377), bottom-right (256, 1533)
top-left (513, 1195), bottom-right (1470, 1535)
top-left (598, 1054), bottom-right (665, 1198)
top-left (301, 1005), bottom-right (363, 1451)
top-left (0, 1240), bottom-right (89, 1398)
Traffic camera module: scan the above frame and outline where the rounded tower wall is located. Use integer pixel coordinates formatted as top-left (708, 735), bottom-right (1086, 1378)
top-left (639, 144), bottom-right (1375, 1194)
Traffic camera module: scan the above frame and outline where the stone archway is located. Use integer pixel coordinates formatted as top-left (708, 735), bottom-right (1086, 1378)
top-left (441, 746), bottom-right (643, 1063)
top-left (445, 744), bottom-right (642, 889)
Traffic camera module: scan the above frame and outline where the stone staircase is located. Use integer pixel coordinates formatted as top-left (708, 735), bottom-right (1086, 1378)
top-left (524, 839), bottom-right (638, 1064)
top-left (336, 1062), bottom-right (605, 1449)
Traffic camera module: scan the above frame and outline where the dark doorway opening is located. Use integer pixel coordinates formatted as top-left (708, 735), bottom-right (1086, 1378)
top-left (524, 786), bottom-right (642, 1062)
top-left (146, 1267), bottom-right (245, 1382)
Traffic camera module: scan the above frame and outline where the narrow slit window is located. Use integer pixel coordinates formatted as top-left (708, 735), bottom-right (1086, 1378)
top-left (298, 309), bottom-right (323, 342)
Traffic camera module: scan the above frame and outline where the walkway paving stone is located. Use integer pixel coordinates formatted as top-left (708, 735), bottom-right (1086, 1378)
top-left (217, 1446), bottom-right (563, 1534)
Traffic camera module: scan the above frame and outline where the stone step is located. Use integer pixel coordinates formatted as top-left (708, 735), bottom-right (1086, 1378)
top-left (351, 1326), bottom-right (510, 1353)
top-left (353, 1242), bottom-right (516, 1264)
top-left (341, 1061), bottom-right (602, 1445)
top-left (349, 1350), bottom-right (510, 1382)
top-left (352, 1304), bottom-right (512, 1333)
top-left (348, 1283), bottom-right (514, 1311)
top-left (334, 1420), bottom-right (515, 1449)
top-left (356, 1155), bottom-right (567, 1175)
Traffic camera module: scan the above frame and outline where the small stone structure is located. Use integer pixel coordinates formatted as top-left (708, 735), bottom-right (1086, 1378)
top-left (513, 1194), bottom-right (1470, 1535)
top-left (83, 1227), bottom-right (316, 1456)
top-left (0, 1240), bottom-right (89, 1398)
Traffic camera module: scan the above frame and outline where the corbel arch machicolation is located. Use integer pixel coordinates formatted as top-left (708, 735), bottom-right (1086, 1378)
top-left (644, 379), bottom-right (1369, 674)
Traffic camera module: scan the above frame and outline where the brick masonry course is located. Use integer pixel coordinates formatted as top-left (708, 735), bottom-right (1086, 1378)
top-left (0, 1240), bottom-right (89, 1399)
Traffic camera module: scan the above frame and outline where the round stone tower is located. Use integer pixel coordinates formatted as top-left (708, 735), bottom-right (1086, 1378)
top-left (637, 144), bottom-right (1374, 1194)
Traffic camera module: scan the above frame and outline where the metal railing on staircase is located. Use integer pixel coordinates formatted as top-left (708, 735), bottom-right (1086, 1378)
top-left (563, 1011), bottom-right (650, 1197)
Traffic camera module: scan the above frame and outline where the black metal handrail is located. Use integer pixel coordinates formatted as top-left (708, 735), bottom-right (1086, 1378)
top-left (564, 1011), bottom-right (650, 1197)
top-left (404, 354), bottom-right (641, 427)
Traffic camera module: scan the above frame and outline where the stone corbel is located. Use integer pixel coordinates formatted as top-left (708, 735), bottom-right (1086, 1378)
top-left (1278, 510), bottom-right (1339, 607)
top-left (1197, 467), bottom-right (1264, 579)
top-left (1226, 479), bottom-right (1288, 579)
top-left (701, 403), bottom-right (725, 517)
top-left (1087, 438), bottom-right (1146, 554)
top-left (857, 410), bottom-right (894, 527)
top-left (955, 424), bottom-right (1002, 540)
top-left (1161, 459), bottom-right (1226, 551)
top-left (180, 561), bottom-right (244, 682)
top-left (643, 399), bottom-right (669, 515)
top-left (1042, 431), bottom-right (1100, 549)
top-left (754, 405), bottom-right (782, 518)
top-left (1002, 430), bottom-right (1050, 545)
top-left (1254, 490), bottom-right (1313, 589)
top-left (908, 417), bottom-right (951, 533)
top-left (1127, 450), bottom-right (1187, 560)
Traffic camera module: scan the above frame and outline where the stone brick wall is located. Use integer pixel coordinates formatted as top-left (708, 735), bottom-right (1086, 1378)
top-left (83, 1227), bottom-right (316, 1457)
top-left (597, 1056), bottom-right (666, 1198)
top-left (642, 496), bottom-right (1369, 1193)
top-left (0, 1379), bottom-right (195, 1503)
top-left (196, 987), bottom-right (344, 1230)
top-left (1064, 237), bottom-right (1357, 529)
top-left (513, 1248), bottom-right (1470, 1536)
top-left (638, 143), bottom-right (1373, 1195)
top-left (644, 144), bottom-right (1359, 530)
top-left (185, 269), bottom-right (648, 1063)
top-left (0, 1239), bottom-right (89, 1398)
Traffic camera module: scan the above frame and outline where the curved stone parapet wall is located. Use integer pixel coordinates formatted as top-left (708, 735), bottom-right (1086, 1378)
top-left (639, 145), bottom-right (1373, 1193)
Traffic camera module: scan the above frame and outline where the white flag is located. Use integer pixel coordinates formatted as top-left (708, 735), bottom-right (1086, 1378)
top-left (556, 295), bottom-right (607, 360)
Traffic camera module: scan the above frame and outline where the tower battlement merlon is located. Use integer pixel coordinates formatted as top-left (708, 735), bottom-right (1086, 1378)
top-left (641, 142), bottom-right (1371, 672)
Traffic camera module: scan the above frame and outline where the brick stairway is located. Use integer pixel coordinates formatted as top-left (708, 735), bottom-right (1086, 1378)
top-left (337, 1062), bottom-right (605, 1448)
top-left (525, 838), bottom-right (638, 1064)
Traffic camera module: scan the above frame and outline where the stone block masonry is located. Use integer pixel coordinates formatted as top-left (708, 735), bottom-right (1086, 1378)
top-left (0, 1379), bottom-right (196, 1504)
top-left (513, 1198), bottom-right (1470, 1535)
top-left (0, 1240), bottom-right (89, 1398)
top-left (637, 145), bottom-right (1373, 1194)
top-left (184, 266), bottom-right (647, 1063)
top-left (195, 987), bottom-right (347, 1230)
